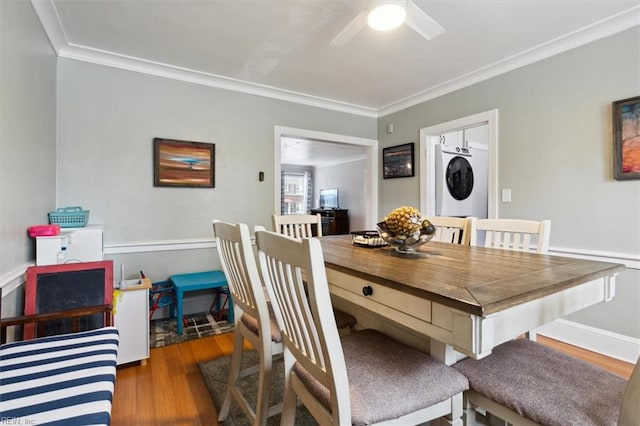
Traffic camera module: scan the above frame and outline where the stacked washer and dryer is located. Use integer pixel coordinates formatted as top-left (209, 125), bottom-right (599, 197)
top-left (434, 126), bottom-right (488, 219)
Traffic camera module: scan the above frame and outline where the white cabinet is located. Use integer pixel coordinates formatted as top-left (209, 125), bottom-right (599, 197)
top-left (114, 279), bottom-right (151, 365)
top-left (36, 226), bottom-right (103, 265)
top-left (35, 226), bottom-right (151, 365)
top-left (441, 126), bottom-right (489, 150)
top-left (441, 130), bottom-right (463, 147)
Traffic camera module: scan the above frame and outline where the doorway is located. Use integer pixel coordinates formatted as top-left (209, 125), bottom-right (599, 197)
top-left (274, 126), bottom-right (379, 229)
top-left (419, 109), bottom-right (499, 218)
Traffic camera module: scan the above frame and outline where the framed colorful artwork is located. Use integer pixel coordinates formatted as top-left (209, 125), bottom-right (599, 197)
top-left (613, 96), bottom-right (640, 180)
top-left (153, 138), bottom-right (215, 188)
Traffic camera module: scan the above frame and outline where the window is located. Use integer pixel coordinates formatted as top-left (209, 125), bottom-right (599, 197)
top-left (281, 170), bottom-right (312, 214)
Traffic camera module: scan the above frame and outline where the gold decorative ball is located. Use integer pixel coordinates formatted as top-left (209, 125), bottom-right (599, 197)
top-left (377, 206), bottom-right (436, 254)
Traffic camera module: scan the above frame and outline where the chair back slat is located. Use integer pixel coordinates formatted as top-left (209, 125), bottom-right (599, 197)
top-left (470, 218), bottom-right (551, 253)
top-left (272, 214), bottom-right (323, 238)
top-left (256, 230), bottom-right (349, 420)
top-left (213, 221), bottom-right (286, 425)
top-left (426, 216), bottom-right (473, 245)
top-left (435, 226), bottom-right (459, 243)
top-left (270, 257), bottom-right (309, 357)
top-left (212, 220), bottom-right (269, 326)
top-left (485, 229), bottom-right (494, 247)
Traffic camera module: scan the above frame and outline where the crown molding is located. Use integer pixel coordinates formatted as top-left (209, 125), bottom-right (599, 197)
top-left (31, 0), bottom-right (68, 53)
top-left (30, 0), bottom-right (377, 118)
top-left (32, 0), bottom-right (639, 119)
top-left (58, 44), bottom-right (379, 118)
top-left (377, 6), bottom-right (640, 117)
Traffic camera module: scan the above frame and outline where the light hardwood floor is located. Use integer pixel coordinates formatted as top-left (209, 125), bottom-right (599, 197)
top-left (111, 332), bottom-right (635, 426)
top-left (536, 335), bottom-right (634, 379)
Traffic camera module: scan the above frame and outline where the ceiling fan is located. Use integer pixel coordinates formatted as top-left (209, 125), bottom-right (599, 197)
top-left (330, 0), bottom-right (445, 46)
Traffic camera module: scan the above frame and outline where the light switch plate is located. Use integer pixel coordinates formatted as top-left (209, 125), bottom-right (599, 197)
top-left (502, 188), bottom-right (512, 203)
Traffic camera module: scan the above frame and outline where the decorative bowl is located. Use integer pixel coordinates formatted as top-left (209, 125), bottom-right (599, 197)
top-left (376, 220), bottom-right (436, 254)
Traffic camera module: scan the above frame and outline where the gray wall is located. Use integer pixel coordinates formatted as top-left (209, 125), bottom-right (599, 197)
top-left (377, 27), bottom-right (640, 338)
top-left (315, 158), bottom-right (368, 231)
top-left (0, 1), bottom-right (57, 314)
top-left (56, 59), bottom-right (376, 282)
top-left (2, 5), bottom-right (637, 342)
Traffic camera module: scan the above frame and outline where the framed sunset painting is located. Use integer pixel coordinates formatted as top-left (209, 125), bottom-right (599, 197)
top-left (153, 138), bottom-right (215, 187)
top-left (613, 96), bottom-right (640, 180)
top-left (383, 143), bottom-right (415, 179)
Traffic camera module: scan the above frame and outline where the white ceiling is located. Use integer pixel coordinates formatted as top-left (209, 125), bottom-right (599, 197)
top-left (281, 137), bottom-right (367, 167)
top-left (31, 0), bottom-right (639, 166)
top-left (33, 0), bottom-right (639, 119)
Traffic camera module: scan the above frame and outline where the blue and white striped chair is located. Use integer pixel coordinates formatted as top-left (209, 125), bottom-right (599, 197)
top-left (0, 326), bottom-right (119, 425)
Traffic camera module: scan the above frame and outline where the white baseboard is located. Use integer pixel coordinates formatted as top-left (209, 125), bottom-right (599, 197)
top-left (535, 319), bottom-right (640, 364)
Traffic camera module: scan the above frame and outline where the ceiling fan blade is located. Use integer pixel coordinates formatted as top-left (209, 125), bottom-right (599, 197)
top-left (330, 9), bottom-right (369, 46)
top-left (405, 0), bottom-right (445, 40)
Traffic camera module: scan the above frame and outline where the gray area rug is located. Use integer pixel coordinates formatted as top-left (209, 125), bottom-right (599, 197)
top-left (198, 350), bottom-right (318, 425)
top-left (150, 311), bottom-right (233, 348)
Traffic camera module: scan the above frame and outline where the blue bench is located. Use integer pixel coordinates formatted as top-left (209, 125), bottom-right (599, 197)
top-left (169, 270), bottom-right (233, 334)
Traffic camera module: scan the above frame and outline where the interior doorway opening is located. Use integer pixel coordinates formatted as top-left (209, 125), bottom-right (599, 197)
top-left (274, 126), bottom-right (379, 229)
top-left (419, 109), bottom-right (499, 219)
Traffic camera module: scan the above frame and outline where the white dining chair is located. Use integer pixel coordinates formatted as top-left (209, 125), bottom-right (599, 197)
top-left (271, 213), bottom-right (356, 335)
top-left (271, 213), bottom-right (322, 238)
top-left (469, 218), bottom-right (551, 252)
top-left (453, 338), bottom-right (640, 426)
top-left (425, 216), bottom-right (473, 245)
top-left (212, 220), bottom-right (283, 426)
top-left (254, 229), bottom-right (469, 426)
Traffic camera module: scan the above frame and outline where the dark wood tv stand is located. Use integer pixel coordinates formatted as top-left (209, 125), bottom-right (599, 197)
top-left (311, 209), bottom-right (349, 235)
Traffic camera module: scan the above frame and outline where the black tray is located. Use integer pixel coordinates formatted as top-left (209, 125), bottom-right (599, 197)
top-left (351, 231), bottom-right (387, 248)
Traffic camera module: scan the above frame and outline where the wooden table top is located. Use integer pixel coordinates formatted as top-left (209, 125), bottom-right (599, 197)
top-left (319, 235), bottom-right (625, 317)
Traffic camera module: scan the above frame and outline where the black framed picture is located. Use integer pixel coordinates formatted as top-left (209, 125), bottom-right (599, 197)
top-left (613, 96), bottom-right (640, 180)
top-left (383, 143), bottom-right (415, 179)
top-left (153, 138), bottom-right (215, 188)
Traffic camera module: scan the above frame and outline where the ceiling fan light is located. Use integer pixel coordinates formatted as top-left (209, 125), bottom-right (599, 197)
top-left (368, 4), bottom-right (406, 31)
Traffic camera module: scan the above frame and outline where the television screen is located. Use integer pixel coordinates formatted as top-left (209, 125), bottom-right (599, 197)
top-left (320, 188), bottom-right (338, 209)
top-left (24, 260), bottom-right (114, 339)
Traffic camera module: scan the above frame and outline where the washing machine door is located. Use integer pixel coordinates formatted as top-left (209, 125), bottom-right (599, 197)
top-left (446, 156), bottom-right (474, 200)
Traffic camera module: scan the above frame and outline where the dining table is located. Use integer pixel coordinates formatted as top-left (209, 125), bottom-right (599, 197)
top-left (319, 235), bottom-right (625, 365)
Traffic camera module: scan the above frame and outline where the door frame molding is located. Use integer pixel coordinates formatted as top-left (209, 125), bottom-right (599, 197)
top-left (419, 109), bottom-right (499, 218)
top-left (274, 126), bottom-right (379, 228)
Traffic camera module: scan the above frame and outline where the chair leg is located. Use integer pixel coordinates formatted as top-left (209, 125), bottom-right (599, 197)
top-left (254, 345), bottom-right (273, 426)
top-left (218, 329), bottom-right (244, 421)
top-left (461, 392), bottom-right (478, 426)
top-left (280, 383), bottom-right (297, 426)
top-left (440, 393), bottom-right (464, 426)
top-left (280, 356), bottom-right (297, 426)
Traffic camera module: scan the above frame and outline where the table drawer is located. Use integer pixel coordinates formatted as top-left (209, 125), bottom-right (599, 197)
top-left (326, 269), bottom-right (431, 323)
